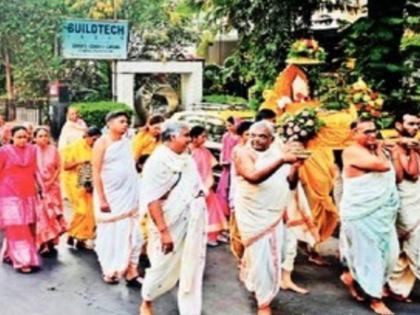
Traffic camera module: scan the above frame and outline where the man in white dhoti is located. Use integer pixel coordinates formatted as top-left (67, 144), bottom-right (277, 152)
top-left (340, 119), bottom-right (400, 315)
top-left (256, 111), bottom-right (315, 295)
top-left (92, 111), bottom-right (142, 286)
top-left (233, 121), bottom-right (307, 315)
top-left (387, 112), bottom-right (420, 302)
top-left (139, 121), bottom-right (207, 315)
top-left (280, 180), bottom-right (318, 295)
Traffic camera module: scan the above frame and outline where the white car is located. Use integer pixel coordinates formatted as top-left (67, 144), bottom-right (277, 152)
top-left (170, 110), bottom-right (226, 152)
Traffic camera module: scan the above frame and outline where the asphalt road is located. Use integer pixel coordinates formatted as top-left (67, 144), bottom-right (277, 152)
top-left (1, 235), bottom-right (420, 315)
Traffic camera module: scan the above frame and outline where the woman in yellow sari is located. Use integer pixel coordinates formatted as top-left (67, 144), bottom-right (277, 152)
top-left (64, 127), bottom-right (101, 249)
top-left (132, 115), bottom-right (164, 161)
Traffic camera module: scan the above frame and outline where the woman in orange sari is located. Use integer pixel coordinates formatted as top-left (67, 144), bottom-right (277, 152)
top-left (34, 127), bottom-right (67, 256)
top-left (0, 126), bottom-right (40, 273)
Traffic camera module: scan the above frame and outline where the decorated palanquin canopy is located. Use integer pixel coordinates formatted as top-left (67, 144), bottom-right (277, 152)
top-left (260, 39), bottom-right (355, 150)
top-left (261, 64), bottom-right (319, 115)
top-left (286, 39), bottom-right (327, 65)
top-left (306, 107), bottom-right (357, 149)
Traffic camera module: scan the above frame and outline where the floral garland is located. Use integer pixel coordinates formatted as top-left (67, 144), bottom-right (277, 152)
top-left (349, 78), bottom-right (384, 116)
top-left (279, 108), bottom-right (325, 143)
top-left (287, 39), bottom-right (327, 64)
top-left (349, 78), bottom-right (392, 129)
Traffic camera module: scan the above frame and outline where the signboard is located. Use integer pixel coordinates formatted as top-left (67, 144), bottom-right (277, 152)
top-left (61, 19), bottom-right (128, 59)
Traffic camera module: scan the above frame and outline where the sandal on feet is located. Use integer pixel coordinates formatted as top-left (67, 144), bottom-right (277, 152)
top-left (217, 234), bottom-right (229, 244)
top-left (76, 240), bottom-right (93, 251)
top-left (3, 257), bottom-right (12, 265)
top-left (18, 267), bottom-right (32, 274)
top-left (102, 275), bottom-right (119, 284)
top-left (207, 241), bottom-right (218, 247)
top-left (308, 255), bottom-right (330, 266)
top-left (126, 276), bottom-right (143, 288)
top-left (387, 291), bottom-right (412, 303)
top-left (39, 245), bottom-right (56, 258)
top-left (67, 236), bottom-right (75, 247)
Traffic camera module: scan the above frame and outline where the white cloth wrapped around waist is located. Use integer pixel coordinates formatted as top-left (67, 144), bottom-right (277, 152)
top-left (339, 169), bottom-right (400, 298)
top-left (141, 145), bottom-right (207, 293)
top-left (235, 146), bottom-right (290, 245)
top-left (285, 183), bottom-right (319, 247)
top-left (397, 179), bottom-right (420, 276)
top-left (397, 179), bottom-right (420, 233)
top-left (340, 170), bottom-right (400, 223)
top-left (95, 138), bottom-right (139, 222)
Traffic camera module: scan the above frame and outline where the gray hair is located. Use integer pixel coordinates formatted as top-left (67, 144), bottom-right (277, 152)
top-left (162, 121), bottom-right (189, 142)
top-left (250, 120), bottom-right (275, 137)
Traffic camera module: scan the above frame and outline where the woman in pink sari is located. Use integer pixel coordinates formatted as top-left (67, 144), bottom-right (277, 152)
top-left (34, 127), bottom-right (67, 256)
top-left (0, 126), bottom-right (40, 273)
top-left (216, 116), bottom-right (238, 216)
top-left (190, 126), bottom-right (228, 247)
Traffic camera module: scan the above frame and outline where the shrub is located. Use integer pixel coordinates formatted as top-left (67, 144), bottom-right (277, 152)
top-left (71, 101), bottom-right (133, 129)
top-left (202, 94), bottom-right (247, 105)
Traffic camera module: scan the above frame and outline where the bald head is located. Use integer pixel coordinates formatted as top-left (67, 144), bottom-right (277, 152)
top-left (250, 121), bottom-right (275, 136)
top-left (250, 121), bottom-right (275, 151)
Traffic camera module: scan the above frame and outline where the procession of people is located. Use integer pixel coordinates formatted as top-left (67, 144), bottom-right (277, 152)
top-left (0, 106), bottom-right (419, 315)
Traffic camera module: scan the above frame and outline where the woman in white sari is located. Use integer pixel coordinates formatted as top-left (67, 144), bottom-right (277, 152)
top-left (139, 122), bottom-right (207, 315)
top-left (58, 107), bottom-right (87, 150)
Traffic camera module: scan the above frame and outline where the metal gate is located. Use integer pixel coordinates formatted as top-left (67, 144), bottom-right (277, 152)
top-left (0, 99), bottom-right (48, 125)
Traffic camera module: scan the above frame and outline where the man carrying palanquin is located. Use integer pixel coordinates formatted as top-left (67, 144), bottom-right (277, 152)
top-left (92, 111), bottom-right (142, 285)
top-left (254, 109), bottom-right (313, 294)
top-left (387, 112), bottom-right (420, 302)
top-left (340, 119), bottom-right (400, 315)
top-left (64, 127), bottom-right (101, 250)
top-left (233, 121), bottom-right (305, 315)
top-left (139, 121), bottom-right (207, 315)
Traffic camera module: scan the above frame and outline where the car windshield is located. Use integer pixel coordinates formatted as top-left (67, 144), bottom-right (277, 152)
top-left (176, 113), bottom-right (225, 143)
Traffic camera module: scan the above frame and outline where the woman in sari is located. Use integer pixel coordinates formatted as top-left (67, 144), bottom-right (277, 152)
top-left (132, 114), bottom-right (164, 161)
top-left (64, 127), bottom-right (102, 250)
top-left (190, 126), bottom-right (228, 247)
top-left (59, 107), bottom-right (88, 200)
top-left (132, 114), bottom-right (164, 245)
top-left (58, 107), bottom-right (87, 150)
top-left (1, 123), bottom-right (12, 146)
top-left (0, 126), bottom-right (40, 273)
top-left (216, 116), bottom-right (238, 216)
top-left (34, 127), bottom-right (67, 256)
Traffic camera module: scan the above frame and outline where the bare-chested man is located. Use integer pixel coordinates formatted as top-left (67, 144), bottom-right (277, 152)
top-left (387, 112), bottom-right (420, 302)
top-left (234, 121), bottom-right (307, 315)
top-left (340, 119), bottom-right (400, 315)
top-left (92, 111), bottom-right (142, 285)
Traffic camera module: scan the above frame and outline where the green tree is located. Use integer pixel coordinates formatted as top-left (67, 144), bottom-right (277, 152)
top-left (340, 0), bottom-right (420, 111)
top-left (0, 0), bottom-right (65, 100)
top-left (192, 0), bottom-right (319, 108)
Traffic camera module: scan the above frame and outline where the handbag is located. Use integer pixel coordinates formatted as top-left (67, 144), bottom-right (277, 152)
top-left (77, 162), bottom-right (93, 192)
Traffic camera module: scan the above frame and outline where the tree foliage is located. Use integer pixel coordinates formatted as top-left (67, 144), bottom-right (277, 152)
top-left (0, 0), bottom-right (200, 101)
top-left (340, 0), bottom-right (419, 112)
top-left (191, 0), bottom-right (319, 108)
top-left (0, 0), bottom-right (64, 100)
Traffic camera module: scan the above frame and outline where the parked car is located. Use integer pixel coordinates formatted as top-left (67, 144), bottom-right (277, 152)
top-left (170, 110), bottom-right (226, 154)
top-left (189, 102), bottom-right (255, 122)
